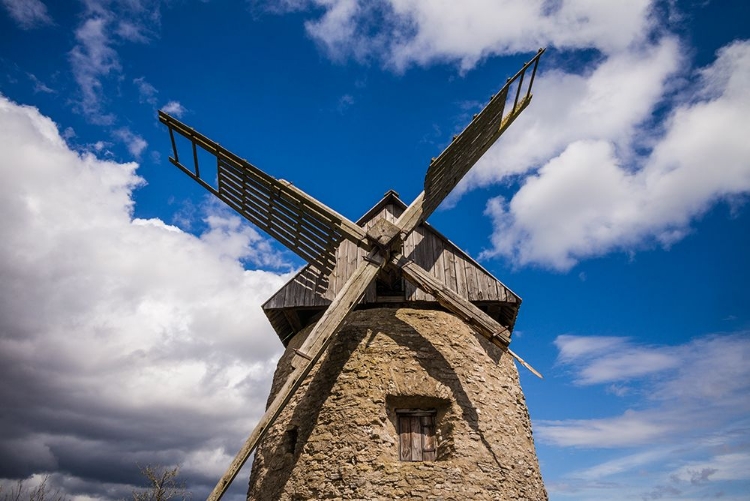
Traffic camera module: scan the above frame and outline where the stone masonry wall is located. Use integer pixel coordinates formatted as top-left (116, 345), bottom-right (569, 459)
top-left (247, 307), bottom-right (547, 500)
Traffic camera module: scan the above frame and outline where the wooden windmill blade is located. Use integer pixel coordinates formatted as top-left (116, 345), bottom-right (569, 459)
top-left (422, 48), bottom-right (545, 218)
top-left (158, 111), bottom-right (369, 274)
top-left (206, 251), bottom-right (385, 501)
top-left (158, 113), bottom-right (393, 501)
top-left (381, 49), bottom-right (547, 376)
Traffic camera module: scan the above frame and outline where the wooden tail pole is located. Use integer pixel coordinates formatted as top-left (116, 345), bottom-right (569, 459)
top-left (507, 348), bottom-right (543, 379)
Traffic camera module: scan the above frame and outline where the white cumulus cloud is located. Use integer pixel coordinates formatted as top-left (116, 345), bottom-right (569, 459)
top-left (299, 0), bottom-right (655, 71)
top-left (0, 95), bottom-right (291, 499)
top-left (481, 40), bottom-right (750, 270)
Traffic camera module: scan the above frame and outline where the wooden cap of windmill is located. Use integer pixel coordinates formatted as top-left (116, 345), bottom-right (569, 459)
top-left (262, 190), bottom-right (522, 347)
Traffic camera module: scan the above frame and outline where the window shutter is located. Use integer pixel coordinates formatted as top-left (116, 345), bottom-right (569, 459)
top-left (399, 415), bottom-right (413, 461)
top-left (410, 416), bottom-right (423, 461)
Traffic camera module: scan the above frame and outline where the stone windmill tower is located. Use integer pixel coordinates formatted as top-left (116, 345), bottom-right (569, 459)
top-left (159, 49), bottom-right (547, 500)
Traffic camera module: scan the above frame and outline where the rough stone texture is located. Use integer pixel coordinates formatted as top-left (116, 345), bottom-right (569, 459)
top-left (248, 307), bottom-right (547, 500)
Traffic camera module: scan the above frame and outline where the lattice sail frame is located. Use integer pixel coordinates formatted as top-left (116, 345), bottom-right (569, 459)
top-left (159, 111), bottom-right (368, 275)
top-left (423, 49), bottom-right (543, 217)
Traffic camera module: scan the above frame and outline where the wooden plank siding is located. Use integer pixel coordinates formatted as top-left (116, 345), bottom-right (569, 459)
top-left (262, 191), bottom-right (521, 344)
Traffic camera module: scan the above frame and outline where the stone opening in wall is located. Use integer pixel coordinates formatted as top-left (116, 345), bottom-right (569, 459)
top-left (284, 427), bottom-right (298, 454)
top-left (386, 395), bottom-right (452, 461)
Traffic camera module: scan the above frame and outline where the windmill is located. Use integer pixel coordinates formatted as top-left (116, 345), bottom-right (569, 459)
top-left (160, 48), bottom-right (546, 500)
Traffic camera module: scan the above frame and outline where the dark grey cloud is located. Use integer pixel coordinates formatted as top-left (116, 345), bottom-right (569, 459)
top-left (0, 96), bottom-right (289, 498)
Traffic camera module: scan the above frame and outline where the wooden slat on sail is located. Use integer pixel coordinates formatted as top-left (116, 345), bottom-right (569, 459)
top-left (159, 111), bottom-right (368, 274)
top-left (423, 49), bottom-right (545, 218)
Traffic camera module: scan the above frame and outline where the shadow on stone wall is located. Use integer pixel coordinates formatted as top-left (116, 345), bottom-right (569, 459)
top-left (249, 309), bottom-right (510, 499)
top-left (381, 312), bottom-right (507, 468)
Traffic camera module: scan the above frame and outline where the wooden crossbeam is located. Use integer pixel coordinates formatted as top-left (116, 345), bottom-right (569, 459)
top-left (206, 252), bottom-right (384, 501)
top-left (394, 254), bottom-right (542, 378)
top-left (395, 254), bottom-right (511, 345)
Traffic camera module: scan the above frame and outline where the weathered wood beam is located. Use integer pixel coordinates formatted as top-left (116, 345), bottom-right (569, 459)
top-left (206, 251), bottom-right (385, 501)
top-left (394, 191), bottom-right (426, 238)
top-left (394, 254), bottom-right (542, 378)
top-left (395, 255), bottom-right (510, 345)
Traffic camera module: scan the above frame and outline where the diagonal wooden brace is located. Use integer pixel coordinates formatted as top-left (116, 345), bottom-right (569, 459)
top-left (207, 251), bottom-right (385, 501)
top-left (393, 254), bottom-right (542, 378)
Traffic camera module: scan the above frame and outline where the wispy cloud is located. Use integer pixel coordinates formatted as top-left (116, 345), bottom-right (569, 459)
top-left (1, 0), bottom-right (52, 30)
top-left (336, 93), bottom-right (354, 113)
top-left (27, 73), bottom-right (55, 94)
top-left (539, 411), bottom-right (670, 448)
top-left (115, 19), bottom-right (151, 43)
top-left (69, 16), bottom-right (120, 124)
top-left (555, 335), bottom-right (629, 362)
top-left (574, 448), bottom-right (674, 480)
top-left (68, 0), bottom-right (163, 124)
top-left (135, 78), bottom-right (186, 118)
top-left (539, 332), bottom-right (750, 499)
top-left (134, 76), bottom-right (158, 106)
top-left (112, 127), bottom-right (148, 158)
top-left (554, 335), bottom-right (680, 385)
top-left (670, 453), bottom-right (750, 483)
top-left (161, 100), bottom-right (186, 117)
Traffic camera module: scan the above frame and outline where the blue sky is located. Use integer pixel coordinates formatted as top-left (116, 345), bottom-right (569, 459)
top-left (0, 1), bottom-right (749, 500)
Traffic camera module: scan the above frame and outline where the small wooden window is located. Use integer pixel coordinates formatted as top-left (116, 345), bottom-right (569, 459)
top-left (397, 409), bottom-right (436, 461)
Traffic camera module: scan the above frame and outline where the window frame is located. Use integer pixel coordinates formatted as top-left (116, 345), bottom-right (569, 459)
top-left (396, 408), bottom-right (437, 462)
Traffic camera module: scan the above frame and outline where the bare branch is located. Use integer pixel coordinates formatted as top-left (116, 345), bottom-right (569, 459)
top-left (132, 465), bottom-right (190, 501)
top-left (0, 477), bottom-right (67, 501)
